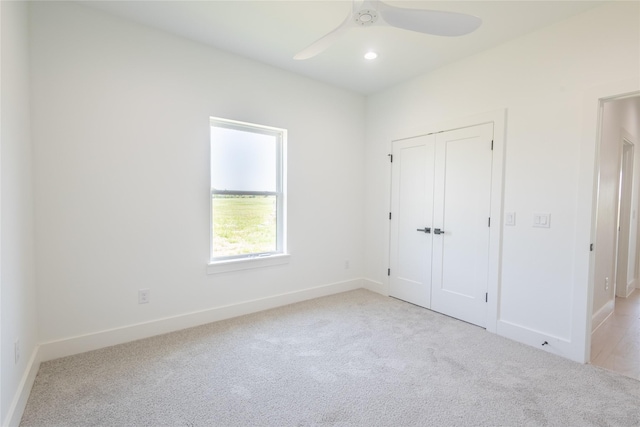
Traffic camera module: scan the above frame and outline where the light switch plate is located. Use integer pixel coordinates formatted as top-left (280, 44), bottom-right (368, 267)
top-left (533, 213), bottom-right (551, 228)
top-left (505, 212), bottom-right (516, 226)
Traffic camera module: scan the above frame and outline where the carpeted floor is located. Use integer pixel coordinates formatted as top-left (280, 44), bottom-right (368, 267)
top-left (20, 289), bottom-right (640, 426)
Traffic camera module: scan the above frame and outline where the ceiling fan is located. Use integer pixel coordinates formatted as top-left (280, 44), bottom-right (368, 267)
top-left (294, 0), bottom-right (482, 60)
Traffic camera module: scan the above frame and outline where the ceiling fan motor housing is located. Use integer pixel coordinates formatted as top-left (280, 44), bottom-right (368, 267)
top-left (354, 9), bottom-right (378, 26)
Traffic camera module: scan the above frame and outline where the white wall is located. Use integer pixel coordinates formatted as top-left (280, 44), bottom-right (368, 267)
top-left (30, 3), bottom-right (365, 349)
top-left (19, 0), bottom-right (640, 372)
top-left (1, 1), bottom-right (39, 425)
top-left (593, 96), bottom-right (640, 327)
top-left (364, 2), bottom-right (640, 362)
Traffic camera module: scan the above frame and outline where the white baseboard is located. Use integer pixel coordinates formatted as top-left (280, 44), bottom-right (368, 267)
top-left (496, 319), bottom-right (578, 362)
top-left (2, 347), bottom-right (41, 427)
top-left (591, 298), bottom-right (615, 332)
top-left (39, 279), bottom-right (365, 362)
top-left (626, 279), bottom-right (636, 297)
top-left (362, 279), bottom-right (387, 296)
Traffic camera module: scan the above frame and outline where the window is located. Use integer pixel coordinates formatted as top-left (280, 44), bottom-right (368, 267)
top-left (209, 117), bottom-right (287, 270)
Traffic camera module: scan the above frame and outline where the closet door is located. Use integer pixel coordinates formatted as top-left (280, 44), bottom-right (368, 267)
top-left (388, 135), bottom-right (435, 308)
top-left (430, 123), bottom-right (493, 327)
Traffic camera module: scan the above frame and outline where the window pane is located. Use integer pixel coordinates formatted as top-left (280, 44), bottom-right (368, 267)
top-left (212, 195), bottom-right (277, 257)
top-left (211, 127), bottom-right (276, 192)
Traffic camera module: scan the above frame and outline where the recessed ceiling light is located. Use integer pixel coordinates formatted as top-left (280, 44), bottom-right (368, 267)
top-left (364, 51), bottom-right (378, 60)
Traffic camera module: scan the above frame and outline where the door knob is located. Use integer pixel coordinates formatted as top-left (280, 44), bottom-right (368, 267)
top-left (416, 227), bottom-right (431, 233)
top-left (434, 228), bottom-right (445, 235)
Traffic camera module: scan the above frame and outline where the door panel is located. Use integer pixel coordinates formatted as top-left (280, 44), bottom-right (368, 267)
top-left (389, 135), bottom-right (435, 308)
top-left (431, 123), bottom-right (493, 327)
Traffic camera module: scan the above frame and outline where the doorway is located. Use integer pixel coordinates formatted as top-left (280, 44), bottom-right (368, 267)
top-left (590, 94), bottom-right (640, 379)
top-left (616, 139), bottom-right (634, 298)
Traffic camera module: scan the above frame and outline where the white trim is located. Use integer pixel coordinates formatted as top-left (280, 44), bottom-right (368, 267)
top-left (207, 253), bottom-right (290, 274)
top-left (496, 320), bottom-right (577, 361)
top-left (626, 278), bottom-right (636, 297)
top-left (39, 279), bottom-right (364, 362)
top-left (615, 137), bottom-right (635, 298)
top-left (486, 110), bottom-right (507, 335)
top-left (591, 298), bottom-right (615, 333)
top-left (361, 278), bottom-right (387, 296)
top-left (2, 347), bottom-right (41, 427)
top-left (391, 109), bottom-right (505, 144)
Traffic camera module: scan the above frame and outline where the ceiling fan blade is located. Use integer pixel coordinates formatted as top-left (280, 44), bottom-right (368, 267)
top-left (378, 2), bottom-right (481, 37)
top-left (294, 15), bottom-right (352, 60)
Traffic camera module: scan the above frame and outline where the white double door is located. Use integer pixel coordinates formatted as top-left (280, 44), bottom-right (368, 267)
top-left (389, 123), bottom-right (493, 327)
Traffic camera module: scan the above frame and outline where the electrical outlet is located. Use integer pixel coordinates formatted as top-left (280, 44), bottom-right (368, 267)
top-left (345, 260), bottom-right (350, 269)
top-left (14, 340), bottom-right (20, 364)
top-left (138, 289), bottom-right (150, 304)
top-left (605, 277), bottom-right (609, 291)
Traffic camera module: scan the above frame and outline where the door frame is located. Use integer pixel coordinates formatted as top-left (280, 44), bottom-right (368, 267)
top-left (584, 89), bottom-right (640, 363)
top-left (615, 138), bottom-right (634, 298)
top-left (386, 109), bottom-right (507, 333)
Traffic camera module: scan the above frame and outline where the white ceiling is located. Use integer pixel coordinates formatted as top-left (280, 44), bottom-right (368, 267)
top-left (80, 0), bottom-right (605, 95)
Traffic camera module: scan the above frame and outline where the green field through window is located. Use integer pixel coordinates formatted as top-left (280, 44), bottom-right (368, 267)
top-left (212, 195), bottom-right (277, 257)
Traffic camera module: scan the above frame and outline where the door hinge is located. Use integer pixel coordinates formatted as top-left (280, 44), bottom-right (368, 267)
top-left (491, 140), bottom-right (494, 150)
top-left (590, 243), bottom-right (594, 252)
top-left (485, 292), bottom-right (488, 303)
top-left (389, 212), bottom-right (392, 220)
top-left (488, 217), bottom-right (491, 227)
top-left (388, 154), bottom-right (393, 162)
top-left (387, 268), bottom-right (391, 276)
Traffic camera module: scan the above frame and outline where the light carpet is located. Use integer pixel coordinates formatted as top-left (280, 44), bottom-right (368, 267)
top-left (20, 289), bottom-right (640, 426)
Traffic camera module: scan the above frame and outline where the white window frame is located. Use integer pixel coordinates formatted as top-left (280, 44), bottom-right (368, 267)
top-left (207, 117), bottom-right (288, 274)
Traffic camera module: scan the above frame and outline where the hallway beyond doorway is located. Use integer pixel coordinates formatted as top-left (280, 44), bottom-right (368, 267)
top-left (591, 290), bottom-right (640, 380)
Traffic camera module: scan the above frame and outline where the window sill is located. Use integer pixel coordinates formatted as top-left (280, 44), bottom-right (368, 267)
top-left (207, 254), bottom-right (290, 274)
